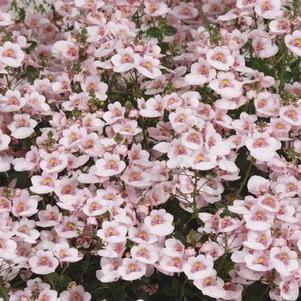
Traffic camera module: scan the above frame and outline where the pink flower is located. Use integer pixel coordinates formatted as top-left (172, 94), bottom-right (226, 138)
top-left (96, 257), bottom-right (121, 282)
top-left (95, 153), bottom-right (126, 177)
top-left (279, 279), bottom-right (299, 301)
top-left (0, 41), bottom-right (25, 68)
top-left (193, 271), bottom-right (226, 299)
top-left (245, 133), bottom-right (281, 161)
top-left (54, 242), bottom-right (82, 262)
top-left (183, 255), bottom-right (214, 280)
top-left (144, 0), bottom-right (169, 16)
top-left (60, 285), bottom-right (91, 301)
top-left (0, 90), bottom-right (26, 112)
top-left (14, 218), bottom-right (40, 244)
top-left (24, 91), bottom-right (50, 113)
top-left (244, 206), bottom-right (274, 231)
top-left (285, 30), bottom-right (301, 56)
top-left (254, 0), bottom-right (282, 19)
top-left (0, 130), bottom-right (10, 151)
top-left (144, 209), bottom-right (174, 236)
top-left (52, 40), bottom-right (79, 61)
top-left (209, 72), bottom-right (243, 98)
top-left (270, 247), bottom-right (299, 277)
top-left (97, 220), bottom-right (127, 243)
top-left (171, 2), bottom-right (198, 20)
top-left (40, 152), bottom-right (68, 173)
top-left (245, 250), bottom-right (272, 272)
top-left (117, 258), bottom-right (146, 281)
top-left (83, 196), bottom-right (107, 217)
top-left (243, 230), bottom-right (272, 250)
top-left (206, 46), bottom-right (234, 71)
top-left (111, 47), bottom-right (136, 72)
top-left (30, 173), bottom-right (57, 194)
top-left (36, 205), bottom-right (62, 227)
top-left (185, 59), bottom-right (216, 86)
top-left (8, 114), bottom-right (37, 139)
top-left (279, 105), bottom-right (301, 126)
top-left (0, 232), bottom-right (17, 260)
top-left (29, 250), bottom-right (59, 275)
top-left (12, 192), bottom-right (38, 217)
top-left (131, 244), bottom-right (159, 265)
top-left (135, 55), bottom-right (162, 79)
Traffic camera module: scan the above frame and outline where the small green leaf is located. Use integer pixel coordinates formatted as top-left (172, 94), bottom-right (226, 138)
top-left (162, 25), bottom-right (177, 36)
top-left (146, 27), bottom-right (162, 39)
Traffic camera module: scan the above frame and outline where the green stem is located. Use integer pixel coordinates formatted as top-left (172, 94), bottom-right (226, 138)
top-left (235, 158), bottom-right (252, 199)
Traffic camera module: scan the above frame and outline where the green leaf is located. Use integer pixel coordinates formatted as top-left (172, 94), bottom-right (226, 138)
top-left (146, 27), bottom-right (162, 39)
top-left (162, 25), bottom-right (177, 36)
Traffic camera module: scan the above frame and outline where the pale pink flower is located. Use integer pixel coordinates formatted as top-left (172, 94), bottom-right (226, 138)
top-left (121, 166), bottom-right (152, 188)
top-left (0, 232), bottom-right (17, 260)
top-left (135, 55), bottom-right (162, 79)
top-left (131, 244), bottom-right (159, 265)
top-left (158, 255), bottom-right (183, 274)
top-left (183, 255), bottom-right (214, 280)
top-left (8, 114), bottom-right (37, 139)
top-left (95, 153), bottom-right (126, 177)
top-left (144, 209), bottom-right (174, 236)
top-left (118, 258), bottom-right (146, 281)
top-left (30, 173), bottom-right (57, 194)
top-left (171, 2), bottom-right (198, 20)
top-left (12, 192), bottom-right (38, 217)
top-left (83, 196), bottom-right (107, 217)
top-left (169, 108), bottom-right (198, 132)
top-left (0, 41), bottom-right (25, 68)
top-left (279, 279), bottom-right (299, 301)
top-left (279, 105), bottom-right (301, 126)
top-left (254, 0), bottom-right (282, 19)
top-left (270, 247), bottom-right (299, 277)
top-left (139, 95), bottom-right (165, 118)
top-left (24, 91), bottom-right (50, 113)
top-left (269, 18), bottom-right (290, 34)
top-left (54, 242), bottom-right (82, 262)
top-left (37, 290), bottom-right (58, 301)
top-left (102, 102), bottom-right (125, 124)
top-left (111, 47), bottom-right (136, 73)
top-left (193, 271), bottom-right (226, 299)
top-left (52, 40), bottom-right (79, 61)
top-left (0, 12), bottom-right (13, 26)
top-left (113, 119), bottom-right (142, 136)
top-left (15, 218), bottom-right (40, 244)
top-left (0, 90), bottom-right (26, 112)
top-left (0, 130), bottom-right (10, 151)
top-left (245, 133), bottom-right (281, 161)
top-left (40, 152), bottom-right (68, 173)
top-left (244, 206), bottom-right (274, 231)
top-left (185, 59), bottom-right (216, 86)
top-left (80, 76), bottom-right (108, 100)
top-left (37, 205), bottom-right (62, 227)
top-left (144, 0), bottom-right (169, 16)
top-left (163, 238), bottom-right (185, 257)
top-left (29, 250), bottom-right (59, 275)
top-left (96, 257), bottom-right (121, 282)
top-left (245, 250), bottom-right (272, 272)
top-left (243, 230), bottom-right (272, 250)
top-left (206, 46), bottom-right (234, 71)
top-left (97, 220), bottom-right (127, 243)
top-left (55, 216), bottom-right (84, 238)
top-left (86, 24), bottom-right (107, 43)
top-left (60, 285), bottom-right (91, 301)
top-left (128, 224), bottom-right (158, 245)
top-left (209, 72), bottom-right (243, 98)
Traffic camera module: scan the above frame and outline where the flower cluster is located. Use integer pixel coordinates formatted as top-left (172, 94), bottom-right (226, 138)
top-left (1, 0), bottom-right (301, 301)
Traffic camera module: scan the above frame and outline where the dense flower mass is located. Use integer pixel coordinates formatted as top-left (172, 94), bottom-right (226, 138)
top-left (0, 0), bottom-right (301, 301)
